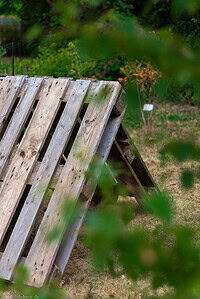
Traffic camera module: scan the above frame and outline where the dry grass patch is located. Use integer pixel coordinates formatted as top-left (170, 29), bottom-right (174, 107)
top-left (61, 102), bottom-right (200, 298)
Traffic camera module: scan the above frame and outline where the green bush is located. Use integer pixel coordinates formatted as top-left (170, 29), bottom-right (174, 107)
top-left (28, 41), bottom-right (96, 78)
top-left (0, 40), bottom-right (125, 80)
top-left (0, 41), bottom-right (94, 78)
top-left (155, 79), bottom-right (199, 106)
top-left (89, 56), bottom-right (125, 81)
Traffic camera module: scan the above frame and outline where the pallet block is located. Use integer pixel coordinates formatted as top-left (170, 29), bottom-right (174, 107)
top-left (0, 76), bottom-right (157, 288)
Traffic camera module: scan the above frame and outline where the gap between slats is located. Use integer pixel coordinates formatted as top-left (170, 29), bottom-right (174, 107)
top-left (0, 76), bottom-right (26, 132)
top-left (0, 78), bottom-right (71, 247)
top-left (0, 77), bottom-right (44, 178)
top-left (0, 79), bottom-right (91, 281)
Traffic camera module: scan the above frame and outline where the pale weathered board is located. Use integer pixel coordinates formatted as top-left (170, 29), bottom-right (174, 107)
top-left (0, 78), bottom-right (71, 245)
top-left (24, 81), bottom-right (122, 287)
top-left (0, 76), bottom-right (25, 131)
top-left (53, 110), bottom-right (125, 276)
top-left (0, 77), bottom-right (43, 177)
top-left (0, 80), bottom-right (91, 281)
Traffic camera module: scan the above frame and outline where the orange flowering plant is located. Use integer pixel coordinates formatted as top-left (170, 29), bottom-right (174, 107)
top-left (119, 60), bottom-right (161, 103)
top-left (119, 60), bottom-right (161, 128)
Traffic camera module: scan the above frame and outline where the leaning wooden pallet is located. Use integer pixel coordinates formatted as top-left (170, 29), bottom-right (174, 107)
top-left (0, 76), bottom-right (157, 288)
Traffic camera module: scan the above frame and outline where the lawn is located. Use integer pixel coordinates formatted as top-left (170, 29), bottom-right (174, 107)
top-left (60, 101), bottom-right (200, 298)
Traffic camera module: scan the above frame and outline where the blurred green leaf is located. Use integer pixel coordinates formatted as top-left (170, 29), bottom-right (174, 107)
top-left (85, 206), bottom-right (122, 270)
top-left (181, 169), bottom-right (194, 189)
top-left (47, 200), bottom-right (80, 244)
top-left (25, 24), bottom-right (43, 42)
top-left (161, 140), bottom-right (200, 162)
top-left (143, 192), bottom-right (174, 223)
top-left (117, 201), bottom-right (134, 224)
top-left (0, 279), bottom-right (7, 292)
top-left (173, 0), bottom-right (200, 15)
top-left (13, 265), bottom-right (29, 287)
top-left (126, 84), bottom-right (140, 110)
top-left (46, 226), bottom-right (62, 244)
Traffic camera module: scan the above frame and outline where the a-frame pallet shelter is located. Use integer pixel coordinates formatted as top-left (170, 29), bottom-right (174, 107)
top-left (0, 76), bottom-right (157, 288)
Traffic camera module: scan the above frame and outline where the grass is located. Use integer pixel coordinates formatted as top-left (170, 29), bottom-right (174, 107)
top-left (124, 100), bottom-right (199, 129)
top-left (60, 101), bottom-right (200, 298)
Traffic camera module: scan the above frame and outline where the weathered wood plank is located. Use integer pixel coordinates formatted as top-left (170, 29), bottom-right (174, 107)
top-left (108, 140), bottom-right (145, 201)
top-left (0, 163), bottom-right (96, 201)
top-left (25, 81), bottom-right (122, 288)
top-left (117, 124), bottom-right (158, 189)
top-left (0, 160), bottom-right (62, 188)
top-left (0, 252), bottom-right (25, 265)
top-left (0, 76), bottom-right (25, 132)
top-left (0, 80), bottom-right (91, 281)
top-left (113, 90), bottom-right (126, 116)
top-left (0, 78), bottom-right (71, 245)
top-left (0, 77), bottom-right (43, 177)
top-left (2, 128), bottom-right (158, 197)
top-left (53, 111), bottom-right (125, 276)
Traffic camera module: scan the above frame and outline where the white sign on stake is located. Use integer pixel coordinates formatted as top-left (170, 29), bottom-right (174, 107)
top-left (143, 104), bottom-right (154, 112)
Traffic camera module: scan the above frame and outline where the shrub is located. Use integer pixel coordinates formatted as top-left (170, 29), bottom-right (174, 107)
top-left (0, 40), bottom-right (125, 81)
top-left (119, 60), bottom-right (161, 128)
top-left (120, 60), bottom-right (199, 106)
top-left (155, 79), bottom-right (199, 106)
top-left (120, 60), bottom-right (161, 103)
top-left (27, 41), bottom-right (96, 78)
top-left (0, 41), bottom-right (95, 78)
top-left (89, 56), bottom-right (125, 81)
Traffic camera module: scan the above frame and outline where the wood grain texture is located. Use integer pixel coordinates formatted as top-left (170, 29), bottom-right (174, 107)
top-left (0, 80), bottom-right (90, 281)
top-left (25, 81), bottom-right (122, 287)
top-left (0, 76), bottom-right (25, 132)
top-left (54, 111), bottom-right (125, 275)
top-left (0, 77), bottom-right (43, 177)
top-left (110, 140), bottom-right (145, 201)
top-left (113, 90), bottom-right (126, 116)
top-left (118, 125), bottom-right (158, 189)
top-left (0, 160), bottom-right (62, 187)
top-left (0, 78), bottom-right (71, 245)
top-left (0, 252), bottom-right (25, 265)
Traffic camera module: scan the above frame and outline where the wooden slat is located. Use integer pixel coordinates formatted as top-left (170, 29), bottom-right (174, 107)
top-left (25, 81), bottom-right (122, 287)
top-left (0, 252), bottom-right (25, 265)
top-left (109, 140), bottom-right (144, 201)
top-left (0, 80), bottom-right (91, 281)
top-left (113, 90), bottom-right (126, 116)
top-left (0, 164), bottom-right (99, 210)
top-left (118, 125), bottom-right (158, 189)
top-left (0, 160), bottom-right (63, 188)
top-left (0, 78), bottom-right (71, 245)
top-left (0, 76), bottom-right (25, 131)
top-left (0, 77), bottom-right (44, 177)
top-left (53, 111), bottom-right (125, 276)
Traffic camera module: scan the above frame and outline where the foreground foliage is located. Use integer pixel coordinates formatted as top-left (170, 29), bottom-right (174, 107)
top-left (1, 0), bottom-right (200, 298)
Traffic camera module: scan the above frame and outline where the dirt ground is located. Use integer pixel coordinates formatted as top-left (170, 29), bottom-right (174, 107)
top-left (2, 102), bottom-right (200, 298)
top-left (61, 102), bottom-right (200, 298)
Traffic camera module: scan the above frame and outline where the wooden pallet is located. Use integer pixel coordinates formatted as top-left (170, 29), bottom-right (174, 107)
top-left (0, 76), bottom-right (157, 288)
